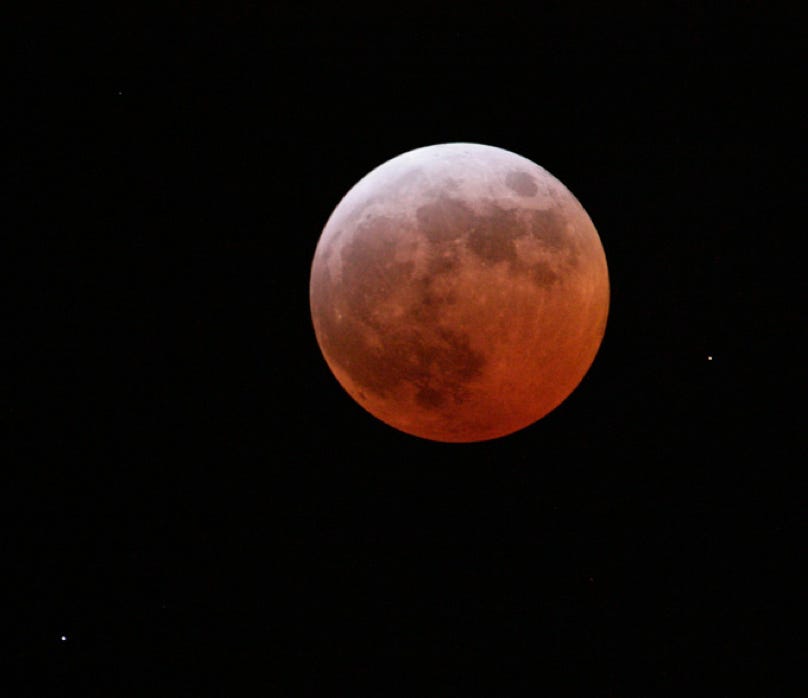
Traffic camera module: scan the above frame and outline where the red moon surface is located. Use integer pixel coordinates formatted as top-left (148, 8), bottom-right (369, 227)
top-left (309, 143), bottom-right (609, 442)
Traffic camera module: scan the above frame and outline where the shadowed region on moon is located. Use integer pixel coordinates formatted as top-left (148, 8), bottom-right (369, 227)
top-left (311, 249), bottom-right (486, 411)
top-left (416, 197), bottom-right (471, 244)
top-left (310, 143), bottom-right (609, 442)
top-left (416, 195), bottom-right (579, 285)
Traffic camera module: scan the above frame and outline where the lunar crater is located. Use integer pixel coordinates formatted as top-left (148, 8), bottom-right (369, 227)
top-left (505, 170), bottom-right (539, 196)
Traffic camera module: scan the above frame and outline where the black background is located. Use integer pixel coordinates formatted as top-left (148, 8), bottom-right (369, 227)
top-left (7, 4), bottom-right (801, 695)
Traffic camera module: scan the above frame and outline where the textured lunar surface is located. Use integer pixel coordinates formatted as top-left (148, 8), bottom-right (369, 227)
top-left (309, 143), bottom-right (609, 442)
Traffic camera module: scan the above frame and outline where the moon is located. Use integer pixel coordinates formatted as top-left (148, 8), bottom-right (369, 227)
top-left (309, 143), bottom-right (609, 443)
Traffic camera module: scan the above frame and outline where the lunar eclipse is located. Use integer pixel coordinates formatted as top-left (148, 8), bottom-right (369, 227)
top-left (310, 143), bottom-right (609, 442)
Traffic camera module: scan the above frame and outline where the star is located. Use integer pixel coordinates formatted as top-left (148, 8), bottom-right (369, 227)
top-left (60, 635), bottom-right (67, 642)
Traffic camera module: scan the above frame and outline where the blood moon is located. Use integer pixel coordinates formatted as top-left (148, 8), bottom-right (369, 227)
top-left (309, 143), bottom-right (609, 443)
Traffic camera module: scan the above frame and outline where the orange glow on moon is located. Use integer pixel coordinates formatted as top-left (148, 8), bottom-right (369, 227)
top-left (309, 143), bottom-right (609, 442)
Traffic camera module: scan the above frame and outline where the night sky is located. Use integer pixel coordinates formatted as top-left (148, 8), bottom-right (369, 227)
top-left (7, 5), bottom-right (800, 695)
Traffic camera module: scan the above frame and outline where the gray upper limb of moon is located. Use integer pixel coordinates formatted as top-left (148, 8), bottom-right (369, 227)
top-left (317, 143), bottom-right (586, 283)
